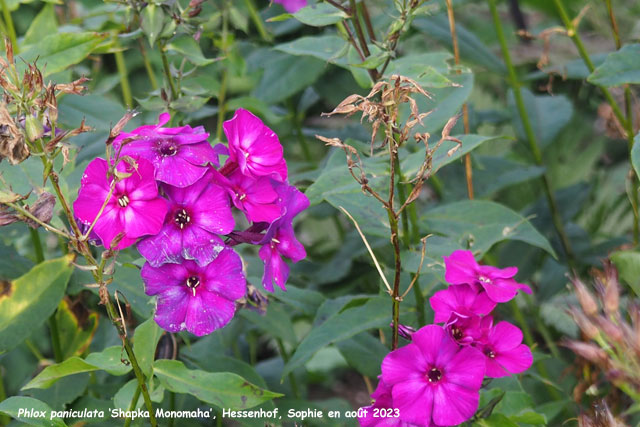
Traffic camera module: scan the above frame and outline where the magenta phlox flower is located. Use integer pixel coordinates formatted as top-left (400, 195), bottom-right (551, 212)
top-left (273, 0), bottom-right (307, 13)
top-left (73, 157), bottom-right (167, 250)
top-left (443, 250), bottom-right (532, 303)
top-left (222, 108), bottom-right (287, 182)
top-left (477, 319), bottom-right (533, 378)
top-left (224, 170), bottom-right (282, 223)
top-left (141, 249), bottom-right (246, 336)
top-left (358, 379), bottom-right (421, 427)
top-left (429, 284), bottom-right (496, 323)
top-left (381, 325), bottom-right (485, 426)
top-left (257, 183), bottom-right (309, 292)
top-left (113, 112), bottom-right (218, 187)
top-left (137, 171), bottom-right (233, 266)
top-left (444, 314), bottom-right (486, 346)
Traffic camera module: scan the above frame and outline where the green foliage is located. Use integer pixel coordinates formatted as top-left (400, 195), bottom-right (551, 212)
top-left (588, 44), bottom-right (640, 87)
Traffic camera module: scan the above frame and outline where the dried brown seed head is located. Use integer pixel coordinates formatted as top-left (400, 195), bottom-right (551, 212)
top-left (0, 102), bottom-right (29, 165)
top-left (572, 276), bottom-right (599, 316)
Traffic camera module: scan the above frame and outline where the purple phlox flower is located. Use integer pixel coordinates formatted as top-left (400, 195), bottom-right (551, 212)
top-left (141, 249), bottom-right (246, 336)
top-left (137, 171), bottom-right (234, 267)
top-left (477, 319), bottom-right (533, 378)
top-left (358, 379), bottom-right (421, 427)
top-left (257, 183), bottom-right (309, 292)
top-left (429, 283), bottom-right (496, 323)
top-left (444, 314), bottom-right (485, 346)
top-left (381, 325), bottom-right (485, 426)
top-left (113, 112), bottom-right (218, 187)
top-left (74, 215), bottom-right (101, 246)
top-left (212, 169), bottom-right (281, 224)
top-left (222, 108), bottom-right (287, 182)
top-left (73, 157), bottom-right (167, 250)
top-left (443, 250), bottom-right (532, 303)
top-left (273, 0), bottom-right (307, 13)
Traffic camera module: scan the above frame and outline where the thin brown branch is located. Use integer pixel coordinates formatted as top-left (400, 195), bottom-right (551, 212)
top-left (400, 236), bottom-right (429, 299)
top-left (325, 0), bottom-right (351, 14)
top-left (360, 1), bottom-right (377, 42)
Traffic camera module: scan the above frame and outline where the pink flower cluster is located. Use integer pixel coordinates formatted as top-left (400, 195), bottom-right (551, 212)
top-left (360, 250), bottom-right (534, 427)
top-left (73, 109), bottom-right (308, 336)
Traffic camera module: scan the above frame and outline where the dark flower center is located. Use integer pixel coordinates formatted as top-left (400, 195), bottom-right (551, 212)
top-left (117, 195), bottom-right (130, 208)
top-left (450, 326), bottom-right (464, 341)
top-left (174, 209), bottom-right (191, 229)
top-left (158, 140), bottom-right (179, 157)
top-left (427, 368), bottom-right (442, 383)
top-left (186, 276), bottom-right (200, 296)
top-left (484, 348), bottom-right (496, 359)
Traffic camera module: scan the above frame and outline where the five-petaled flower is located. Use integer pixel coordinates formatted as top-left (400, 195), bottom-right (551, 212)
top-left (141, 249), bottom-right (246, 336)
top-left (73, 157), bottom-right (167, 249)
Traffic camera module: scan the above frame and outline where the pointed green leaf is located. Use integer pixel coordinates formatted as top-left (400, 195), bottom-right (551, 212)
top-left (153, 359), bottom-right (282, 409)
top-left (0, 396), bottom-right (67, 427)
top-left (23, 4), bottom-right (58, 46)
top-left (55, 298), bottom-right (99, 360)
top-left (133, 317), bottom-right (163, 378)
top-left (588, 44), bottom-right (640, 87)
top-left (22, 346), bottom-right (132, 390)
top-left (0, 255), bottom-right (73, 354)
top-left (293, 3), bottom-right (349, 26)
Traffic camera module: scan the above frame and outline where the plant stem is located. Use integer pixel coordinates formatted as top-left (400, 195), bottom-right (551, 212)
top-left (216, 1), bottom-right (230, 140)
top-left (123, 384), bottom-right (141, 427)
top-left (289, 100), bottom-right (313, 162)
top-left (602, 0), bottom-right (638, 245)
top-left (160, 43), bottom-right (178, 102)
top-left (0, 0), bottom-right (17, 54)
top-left (349, 0), bottom-right (371, 57)
top-left (104, 298), bottom-right (157, 426)
top-left (29, 228), bottom-right (44, 263)
top-left (276, 338), bottom-right (300, 398)
top-left (359, 1), bottom-right (376, 42)
top-left (138, 39), bottom-right (159, 90)
top-left (244, 0), bottom-right (272, 42)
top-left (445, 0), bottom-right (474, 199)
top-left (113, 37), bottom-right (133, 108)
top-left (488, 0), bottom-right (576, 269)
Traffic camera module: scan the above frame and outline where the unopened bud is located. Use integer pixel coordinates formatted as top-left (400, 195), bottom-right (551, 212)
top-left (572, 277), bottom-right (599, 316)
top-left (595, 317), bottom-right (623, 343)
top-left (391, 322), bottom-right (416, 340)
top-left (602, 262), bottom-right (620, 314)
top-left (24, 115), bottom-right (44, 142)
top-left (245, 284), bottom-right (269, 315)
top-left (570, 308), bottom-right (599, 340)
top-left (563, 341), bottom-right (609, 366)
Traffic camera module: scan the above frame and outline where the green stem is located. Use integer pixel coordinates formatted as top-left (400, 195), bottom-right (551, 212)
top-left (412, 279), bottom-right (425, 326)
top-left (168, 392), bottom-right (175, 427)
top-left (123, 384), bottom-right (141, 427)
top-left (0, 371), bottom-right (9, 426)
top-left (160, 43), bottom-right (178, 102)
top-left (0, 0), bottom-right (17, 54)
top-left (24, 339), bottom-right (45, 361)
top-left (276, 338), bottom-right (300, 399)
top-left (139, 40), bottom-right (159, 90)
top-left (104, 299), bottom-right (157, 427)
top-left (488, 0), bottom-right (576, 269)
top-left (289, 101), bottom-right (312, 163)
top-left (29, 228), bottom-right (44, 263)
top-left (243, 0), bottom-right (272, 42)
top-left (113, 37), bottom-right (133, 108)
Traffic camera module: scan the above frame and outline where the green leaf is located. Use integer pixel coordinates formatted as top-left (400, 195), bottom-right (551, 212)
top-left (274, 35), bottom-right (347, 64)
top-left (0, 255), bottom-right (73, 354)
top-left (611, 250), bottom-right (640, 297)
top-left (153, 359), bottom-right (281, 410)
top-left (20, 32), bottom-right (107, 76)
top-left (22, 346), bottom-right (132, 390)
top-left (167, 35), bottom-right (216, 66)
top-left (133, 317), bottom-right (163, 378)
top-left (55, 298), bottom-right (99, 360)
top-left (473, 413), bottom-right (519, 427)
top-left (0, 396), bottom-right (67, 427)
top-left (421, 200), bottom-right (556, 257)
top-left (253, 52), bottom-right (326, 103)
top-left (240, 302), bottom-right (297, 345)
top-left (336, 332), bottom-right (388, 378)
top-left (282, 296), bottom-right (390, 377)
top-left (384, 53), bottom-right (455, 88)
top-left (631, 133), bottom-right (640, 180)
top-left (272, 285), bottom-right (325, 316)
top-left (413, 15), bottom-right (505, 74)
top-left (294, 3), bottom-right (348, 26)
top-left (588, 44), bottom-right (640, 87)
top-left (508, 89), bottom-right (573, 147)
top-left (23, 4), bottom-right (58, 46)
top-left (140, 4), bottom-right (165, 46)
top-left (0, 240), bottom-right (33, 280)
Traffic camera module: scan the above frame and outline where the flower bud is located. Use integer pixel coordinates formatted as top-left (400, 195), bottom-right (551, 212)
top-left (595, 317), bottom-right (623, 344)
top-left (602, 262), bottom-right (620, 314)
top-left (391, 322), bottom-right (416, 340)
top-left (572, 277), bottom-right (599, 316)
top-left (563, 340), bottom-right (609, 367)
top-left (569, 308), bottom-right (599, 340)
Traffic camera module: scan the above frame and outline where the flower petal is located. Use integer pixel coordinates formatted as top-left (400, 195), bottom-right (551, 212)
top-left (184, 290), bottom-right (236, 336)
top-left (432, 382), bottom-right (479, 426)
top-left (443, 250), bottom-right (478, 285)
top-left (154, 287), bottom-right (189, 333)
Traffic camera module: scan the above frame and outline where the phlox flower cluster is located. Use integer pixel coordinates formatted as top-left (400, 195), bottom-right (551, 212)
top-left (73, 109), bottom-right (308, 336)
top-left (359, 250), bottom-right (534, 427)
